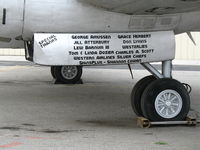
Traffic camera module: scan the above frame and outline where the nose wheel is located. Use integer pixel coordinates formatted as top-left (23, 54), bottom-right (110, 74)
top-left (131, 77), bottom-right (190, 121)
top-left (50, 66), bottom-right (83, 84)
top-left (141, 78), bottom-right (190, 121)
top-left (131, 61), bottom-right (191, 121)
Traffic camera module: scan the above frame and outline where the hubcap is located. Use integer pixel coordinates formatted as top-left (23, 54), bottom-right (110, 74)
top-left (61, 66), bottom-right (78, 80)
top-left (155, 90), bottom-right (183, 119)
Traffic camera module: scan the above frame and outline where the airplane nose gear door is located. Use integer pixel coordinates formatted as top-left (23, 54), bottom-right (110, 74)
top-left (0, 0), bottom-right (24, 48)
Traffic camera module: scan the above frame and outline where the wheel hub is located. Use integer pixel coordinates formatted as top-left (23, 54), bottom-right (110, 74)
top-left (155, 90), bottom-right (183, 119)
top-left (165, 100), bottom-right (172, 107)
top-left (61, 66), bottom-right (78, 80)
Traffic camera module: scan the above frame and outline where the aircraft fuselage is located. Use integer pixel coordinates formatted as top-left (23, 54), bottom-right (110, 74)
top-left (0, 0), bottom-right (200, 48)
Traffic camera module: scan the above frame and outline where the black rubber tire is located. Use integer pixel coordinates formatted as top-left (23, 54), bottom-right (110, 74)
top-left (141, 78), bottom-right (190, 121)
top-left (54, 66), bottom-right (83, 84)
top-left (131, 75), bottom-right (156, 116)
top-left (50, 66), bottom-right (56, 79)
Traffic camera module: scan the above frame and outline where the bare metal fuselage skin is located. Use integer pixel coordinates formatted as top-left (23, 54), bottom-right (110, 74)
top-left (0, 0), bottom-right (200, 48)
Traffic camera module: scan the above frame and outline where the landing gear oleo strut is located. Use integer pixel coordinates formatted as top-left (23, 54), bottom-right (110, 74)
top-left (31, 31), bottom-right (192, 123)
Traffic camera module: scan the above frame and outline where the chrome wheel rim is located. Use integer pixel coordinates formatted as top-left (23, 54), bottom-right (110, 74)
top-left (61, 66), bottom-right (78, 80)
top-left (155, 90), bottom-right (183, 119)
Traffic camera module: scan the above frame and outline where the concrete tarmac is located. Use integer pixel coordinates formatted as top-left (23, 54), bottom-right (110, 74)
top-left (0, 63), bottom-right (199, 150)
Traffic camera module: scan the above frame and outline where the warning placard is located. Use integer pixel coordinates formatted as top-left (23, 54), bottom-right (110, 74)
top-left (33, 31), bottom-right (175, 66)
